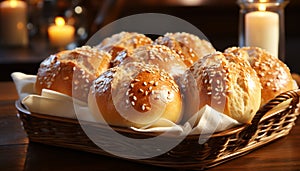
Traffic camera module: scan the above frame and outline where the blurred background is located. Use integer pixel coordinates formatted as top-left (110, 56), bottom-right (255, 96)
top-left (0, 0), bottom-right (299, 81)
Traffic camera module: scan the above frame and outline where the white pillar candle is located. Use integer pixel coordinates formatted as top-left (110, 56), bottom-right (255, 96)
top-left (0, 0), bottom-right (28, 46)
top-left (245, 9), bottom-right (279, 58)
top-left (48, 17), bottom-right (75, 48)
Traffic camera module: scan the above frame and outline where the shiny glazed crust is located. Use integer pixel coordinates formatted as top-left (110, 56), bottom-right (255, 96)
top-left (88, 62), bottom-right (183, 128)
top-left (183, 52), bottom-right (261, 124)
top-left (96, 31), bottom-right (153, 59)
top-left (35, 46), bottom-right (112, 102)
top-left (114, 44), bottom-right (188, 80)
top-left (154, 32), bottom-right (216, 67)
top-left (225, 46), bottom-right (296, 106)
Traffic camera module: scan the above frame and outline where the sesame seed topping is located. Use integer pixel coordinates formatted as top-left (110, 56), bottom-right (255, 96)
top-left (148, 86), bottom-right (153, 91)
top-left (133, 96), bottom-right (137, 101)
top-left (141, 104), bottom-right (146, 111)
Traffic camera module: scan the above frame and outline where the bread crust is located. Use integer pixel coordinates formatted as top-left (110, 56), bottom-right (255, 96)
top-left (113, 44), bottom-right (188, 80)
top-left (182, 52), bottom-right (261, 124)
top-left (97, 31), bottom-right (153, 59)
top-left (154, 32), bottom-right (216, 67)
top-left (225, 46), bottom-right (296, 106)
top-left (88, 62), bottom-right (183, 128)
top-left (35, 46), bottom-right (112, 102)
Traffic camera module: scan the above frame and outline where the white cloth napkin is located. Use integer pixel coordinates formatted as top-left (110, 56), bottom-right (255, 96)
top-left (11, 72), bottom-right (241, 135)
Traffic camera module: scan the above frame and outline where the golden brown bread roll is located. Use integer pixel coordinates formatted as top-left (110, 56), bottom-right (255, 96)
top-left (88, 62), bottom-right (183, 128)
top-left (35, 46), bottom-right (112, 102)
top-left (154, 32), bottom-right (216, 67)
top-left (112, 44), bottom-right (188, 80)
top-left (96, 31), bottom-right (153, 60)
top-left (225, 46), bottom-right (296, 106)
top-left (182, 52), bottom-right (261, 124)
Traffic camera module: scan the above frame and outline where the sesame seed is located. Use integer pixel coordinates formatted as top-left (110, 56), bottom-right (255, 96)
top-left (139, 89), bottom-right (144, 93)
top-left (141, 104), bottom-right (146, 111)
top-left (143, 82), bottom-right (147, 86)
top-left (131, 101), bottom-right (135, 106)
top-left (133, 96), bottom-right (137, 101)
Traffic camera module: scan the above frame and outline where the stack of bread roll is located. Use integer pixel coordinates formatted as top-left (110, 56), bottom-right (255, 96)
top-left (35, 31), bottom-right (296, 128)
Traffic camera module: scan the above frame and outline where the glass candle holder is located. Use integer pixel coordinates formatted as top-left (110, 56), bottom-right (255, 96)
top-left (237, 0), bottom-right (289, 61)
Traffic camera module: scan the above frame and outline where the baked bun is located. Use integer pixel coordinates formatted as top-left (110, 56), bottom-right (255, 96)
top-left (154, 32), bottom-right (216, 67)
top-left (96, 31), bottom-right (153, 59)
top-left (182, 52), bottom-right (261, 124)
top-left (35, 46), bottom-right (112, 102)
top-left (113, 44), bottom-right (188, 80)
top-left (225, 46), bottom-right (296, 106)
top-left (88, 62), bottom-right (182, 128)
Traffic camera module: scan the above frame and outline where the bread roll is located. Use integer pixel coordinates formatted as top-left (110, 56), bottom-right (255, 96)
top-left (97, 31), bottom-right (153, 59)
top-left (112, 44), bottom-right (188, 80)
top-left (88, 62), bottom-right (183, 128)
top-left (182, 52), bottom-right (261, 124)
top-left (35, 46), bottom-right (112, 102)
top-left (225, 46), bottom-right (296, 106)
top-left (154, 32), bottom-right (216, 67)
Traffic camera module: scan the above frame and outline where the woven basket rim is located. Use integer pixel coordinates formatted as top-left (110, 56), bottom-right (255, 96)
top-left (15, 89), bottom-right (300, 138)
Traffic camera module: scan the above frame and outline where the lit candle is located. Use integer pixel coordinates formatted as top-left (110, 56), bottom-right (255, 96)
top-left (0, 0), bottom-right (28, 46)
top-left (48, 17), bottom-right (75, 48)
top-left (245, 4), bottom-right (279, 58)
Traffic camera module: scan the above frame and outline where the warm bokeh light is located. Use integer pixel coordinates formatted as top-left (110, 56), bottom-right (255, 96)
top-left (74, 6), bottom-right (83, 14)
top-left (55, 17), bottom-right (65, 26)
top-left (258, 4), bottom-right (266, 11)
top-left (9, 0), bottom-right (17, 7)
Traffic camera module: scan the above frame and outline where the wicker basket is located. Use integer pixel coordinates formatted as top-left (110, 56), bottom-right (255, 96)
top-left (16, 89), bottom-right (300, 170)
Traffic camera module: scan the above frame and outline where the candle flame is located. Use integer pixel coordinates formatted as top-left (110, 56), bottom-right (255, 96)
top-left (55, 17), bottom-right (65, 27)
top-left (258, 4), bottom-right (266, 11)
top-left (258, 0), bottom-right (267, 11)
top-left (9, 0), bottom-right (18, 8)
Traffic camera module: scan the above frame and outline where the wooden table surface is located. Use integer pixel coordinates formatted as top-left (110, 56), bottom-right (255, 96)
top-left (1, 81), bottom-right (300, 171)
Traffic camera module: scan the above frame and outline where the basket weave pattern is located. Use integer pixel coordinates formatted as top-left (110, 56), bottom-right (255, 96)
top-left (16, 90), bottom-right (300, 170)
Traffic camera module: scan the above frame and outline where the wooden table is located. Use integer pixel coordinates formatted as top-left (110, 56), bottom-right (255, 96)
top-left (1, 81), bottom-right (300, 171)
